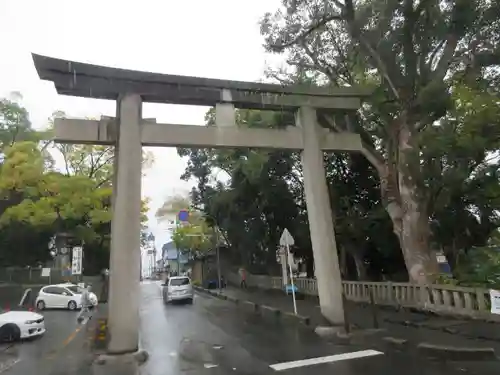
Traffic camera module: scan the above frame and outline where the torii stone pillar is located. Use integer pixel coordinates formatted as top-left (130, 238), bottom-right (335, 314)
top-left (107, 94), bottom-right (143, 355)
top-left (297, 107), bottom-right (344, 324)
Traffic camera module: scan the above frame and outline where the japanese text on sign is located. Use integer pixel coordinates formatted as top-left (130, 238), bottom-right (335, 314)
top-left (72, 246), bottom-right (83, 275)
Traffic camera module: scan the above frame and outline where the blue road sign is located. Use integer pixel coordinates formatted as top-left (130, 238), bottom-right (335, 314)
top-left (178, 210), bottom-right (189, 222)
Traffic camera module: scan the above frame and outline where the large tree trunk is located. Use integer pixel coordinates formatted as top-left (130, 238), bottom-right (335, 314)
top-left (351, 251), bottom-right (367, 281)
top-left (327, 113), bottom-right (439, 283)
top-left (344, 244), bottom-right (367, 281)
top-left (398, 188), bottom-right (439, 283)
top-left (306, 255), bottom-right (315, 278)
top-left (339, 245), bottom-right (347, 278)
top-left (396, 114), bottom-right (439, 283)
top-left (364, 113), bottom-right (439, 283)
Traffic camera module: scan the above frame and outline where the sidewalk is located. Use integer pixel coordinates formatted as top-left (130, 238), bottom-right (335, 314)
top-left (213, 286), bottom-right (500, 351)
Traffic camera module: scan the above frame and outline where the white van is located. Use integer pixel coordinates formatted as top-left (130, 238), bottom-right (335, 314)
top-left (162, 276), bottom-right (194, 304)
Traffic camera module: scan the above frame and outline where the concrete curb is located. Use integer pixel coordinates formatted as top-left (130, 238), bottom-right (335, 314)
top-left (367, 302), bottom-right (500, 326)
top-left (315, 326), bottom-right (386, 341)
top-left (384, 317), bottom-right (500, 343)
top-left (417, 343), bottom-right (497, 361)
top-left (282, 310), bottom-right (311, 325)
top-left (382, 336), bottom-right (408, 346)
top-left (260, 304), bottom-right (281, 317)
top-left (193, 286), bottom-right (311, 326)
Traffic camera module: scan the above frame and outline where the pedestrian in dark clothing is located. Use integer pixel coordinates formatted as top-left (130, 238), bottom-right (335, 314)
top-left (239, 267), bottom-right (247, 288)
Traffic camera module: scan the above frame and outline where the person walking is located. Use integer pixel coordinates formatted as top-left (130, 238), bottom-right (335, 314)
top-left (77, 284), bottom-right (92, 323)
top-left (239, 267), bottom-right (247, 288)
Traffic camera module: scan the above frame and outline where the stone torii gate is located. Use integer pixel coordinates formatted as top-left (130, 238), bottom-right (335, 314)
top-left (32, 54), bottom-right (369, 358)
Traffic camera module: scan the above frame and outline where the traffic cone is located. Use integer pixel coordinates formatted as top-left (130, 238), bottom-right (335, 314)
top-left (5, 304), bottom-right (10, 312)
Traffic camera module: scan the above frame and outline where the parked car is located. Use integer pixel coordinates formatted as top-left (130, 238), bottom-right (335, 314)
top-left (0, 310), bottom-right (45, 342)
top-left (35, 283), bottom-right (98, 311)
top-left (162, 276), bottom-right (194, 304)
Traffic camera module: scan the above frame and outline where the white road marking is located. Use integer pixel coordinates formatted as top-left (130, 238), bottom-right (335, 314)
top-left (204, 363), bottom-right (218, 368)
top-left (269, 349), bottom-right (384, 371)
top-left (0, 358), bottom-right (20, 374)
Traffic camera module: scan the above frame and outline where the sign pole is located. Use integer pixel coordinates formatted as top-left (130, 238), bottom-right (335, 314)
top-left (280, 228), bottom-right (298, 315)
top-left (285, 242), bottom-right (298, 315)
top-left (280, 249), bottom-right (288, 287)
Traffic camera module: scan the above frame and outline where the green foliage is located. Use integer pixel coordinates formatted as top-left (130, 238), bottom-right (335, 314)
top-left (155, 194), bottom-right (192, 222)
top-left (257, 0), bottom-right (500, 281)
top-left (0, 98), bottom-right (151, 269)
top-left (177, 108), bottom-right (401, 278)
top-left (55, 144), bottom-right (114, 187)
top-left (0, 141), bottom-right (113, 230)
top-left (176, 1), bottom-right (500, 283)
top-left (454, 247), bottom-right (500, 288)
top-left (157, 193), bottom-right (214, 259)
top-left (0, 98), bottom-right (41, 149)
top-left (171, 222), bottom-right (212, 259)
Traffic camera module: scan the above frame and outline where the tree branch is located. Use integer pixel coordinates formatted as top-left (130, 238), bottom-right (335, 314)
top-left (323, 115), bottom-right (386, 176)
top-left (270, 13), bottom-right (343, 51)
top-left (432, 34), bottom-right (459, 82)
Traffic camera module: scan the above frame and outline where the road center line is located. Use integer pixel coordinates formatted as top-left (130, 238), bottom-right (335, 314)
top-left (45, 317), bottom-right (91, 360)
top-left (62, 326), bottom-right (82, 346)
top-left (269, 349), bottom-right (384, 371)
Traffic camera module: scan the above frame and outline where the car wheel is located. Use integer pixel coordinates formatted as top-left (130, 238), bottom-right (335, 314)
top-left (0, 324), bottom-right (21, 343)
top-left (36, 300), bottom-right (46, 310)
top-left (186, 298), bottom-right (193, 305)
top-left (68, 301), bottom-right (78, 310)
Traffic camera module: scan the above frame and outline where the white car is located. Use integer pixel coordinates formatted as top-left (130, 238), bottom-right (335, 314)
top-left (162, 276), bottom-right (194, 304)
top-left (0, 310), bottom-right (45, 342)
top-left (35, 283), bottom-right (98, 311)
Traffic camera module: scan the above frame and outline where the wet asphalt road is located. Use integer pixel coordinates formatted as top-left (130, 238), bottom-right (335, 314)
top-left (139, 281), bottom-right (500, 375)
top-left (1, 282), bottom-right (499, 374)
top-left (0, 307), bottom-right (91, 375)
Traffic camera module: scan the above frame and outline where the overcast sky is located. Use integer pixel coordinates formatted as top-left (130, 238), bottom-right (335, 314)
top-left (0, 0), bottom-right (282, 259)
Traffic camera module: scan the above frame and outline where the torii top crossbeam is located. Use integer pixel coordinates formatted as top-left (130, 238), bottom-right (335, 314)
top-left (32, 54), bottom-right (371, 110)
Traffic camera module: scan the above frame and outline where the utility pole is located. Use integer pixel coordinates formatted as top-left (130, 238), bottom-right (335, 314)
top-left (214, 226), bottom-right (222, 292)
top-left (280, 228), bottom-right (297, 315)
top-left (139, 248), bottom-right (143, 281)
top-left (153, 247), bottom-right (157, 276)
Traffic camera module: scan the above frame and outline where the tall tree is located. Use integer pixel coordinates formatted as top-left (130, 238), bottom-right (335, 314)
top-left (176, 107), bottom-right (401, 278)
top-left (0, 97), bottom-right (42, 150)
top-left (0, 102), bottom-right (154, 269)
top-left (260, 0), bottom-right (500, 282)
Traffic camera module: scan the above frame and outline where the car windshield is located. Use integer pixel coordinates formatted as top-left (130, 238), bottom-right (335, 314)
top-left (66, 285), bottom-right (82, 294)
top-left (170, 278), bottom-right (190, 286)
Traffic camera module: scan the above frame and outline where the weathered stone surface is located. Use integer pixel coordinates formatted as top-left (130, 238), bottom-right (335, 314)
top-left (32, 54), bottom-right (371, 110)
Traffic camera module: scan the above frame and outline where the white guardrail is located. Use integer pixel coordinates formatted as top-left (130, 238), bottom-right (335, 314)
top-left (228, 273), bottom-right (497, 320)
